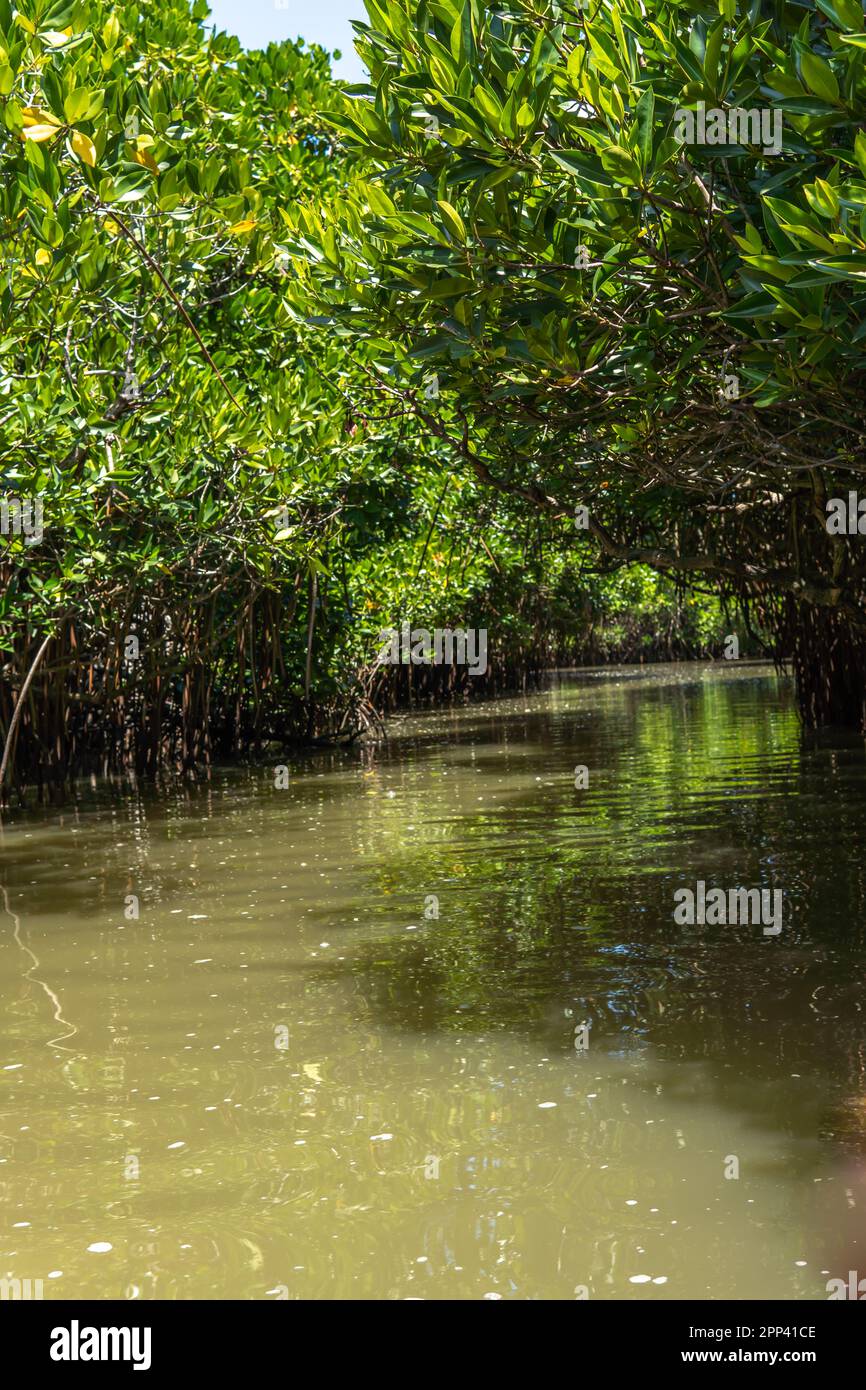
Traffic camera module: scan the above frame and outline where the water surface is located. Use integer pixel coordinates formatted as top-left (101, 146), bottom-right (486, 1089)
top-left (2, 663), bottom-right (865, 1300)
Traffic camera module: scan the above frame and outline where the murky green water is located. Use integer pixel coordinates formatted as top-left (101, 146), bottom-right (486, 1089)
top-left (2, 663), bottom-right (866, 1300)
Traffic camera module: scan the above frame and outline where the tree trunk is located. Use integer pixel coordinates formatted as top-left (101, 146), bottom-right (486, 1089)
top-left (784, 599), bottom-right (866, 731)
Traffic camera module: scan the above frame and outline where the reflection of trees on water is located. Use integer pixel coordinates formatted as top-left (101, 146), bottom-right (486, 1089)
top-left (335, 673), bottom-right (866, 1155)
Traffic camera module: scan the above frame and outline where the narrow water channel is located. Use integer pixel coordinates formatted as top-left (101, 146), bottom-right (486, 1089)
top-left (2, 663), bottom-right (864, 1299)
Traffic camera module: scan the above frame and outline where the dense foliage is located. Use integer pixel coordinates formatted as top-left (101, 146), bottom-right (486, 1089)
top-left (285, 0), bottom-right (866, 727)
top-left (0, 0), bottom-right (740, 799)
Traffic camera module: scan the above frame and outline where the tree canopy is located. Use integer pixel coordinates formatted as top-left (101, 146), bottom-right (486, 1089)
top-left (2, 0), bottom-right (841, 798)
top-left (285, 0), bottom-right (866, 724)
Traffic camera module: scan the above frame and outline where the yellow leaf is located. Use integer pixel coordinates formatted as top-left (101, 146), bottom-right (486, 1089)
top-left (35, 248), bottom-right (50, 266)
top-left (23, 124), bottom-right (58, 142)
top-left (104, 218), bottom-right (120, 235)
top-left (131, 147), bottom-right (158, 174)
top-left (21, 106), bottom-right (60, 127)
top-left (70, 129), bottom-right (97, 167)
top-left (229, 218), bottom-right (257, 234)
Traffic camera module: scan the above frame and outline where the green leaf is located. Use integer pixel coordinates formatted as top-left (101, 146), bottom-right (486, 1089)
top-left (634, 88), bottom-right (654, 172)
top-left (771, 96), bottom-right (839, 114)
top-left (548, 150), bottom-right (614, 186)
top-left (64, 89), bottom-right (92, 124)
top-left (829, 0), bottom-right (864, 31)
top-left (516, 101), bottom-right (535, 130)
top-left (366, 184), bottom-right (395, 216)
top-left (600, 143), bottom-right (641, 185)
top-left (734, 223), bottom-right (764, 254)
top-left (396, 211), bottom-right (451, 246)
top-left (437, 198), bottom-right (466, 242)
top-left (703, 19), bottom-right (726, 90)
top-left (804, 178), bottom-right (840, 219)
top-left (586, 27), bottom-right (623, 82)
top-left (799, 50), bottom-right (840, 103)
top-left (472, 84), bottom-right (503, 129)
top-left (722, 293), bottom-right (780, 319)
